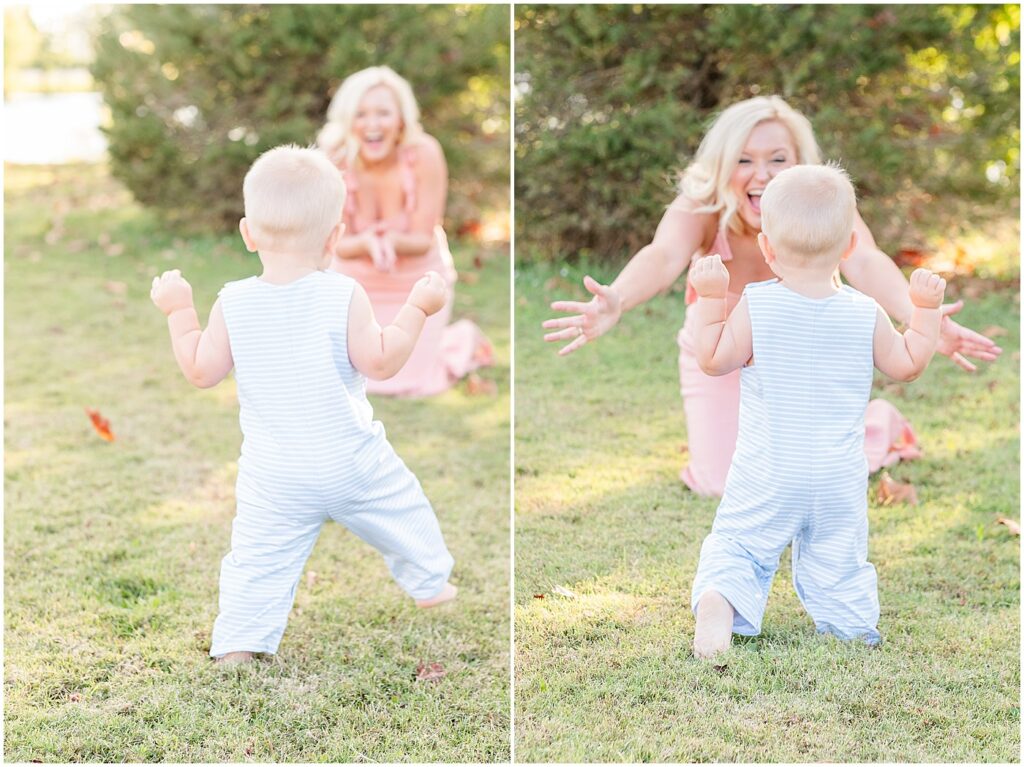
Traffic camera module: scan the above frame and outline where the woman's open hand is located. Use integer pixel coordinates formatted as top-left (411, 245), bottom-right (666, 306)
top-left (937, 300), bottom-right (1003, 372)
top-left (542, 275), bottom-right (622, 356)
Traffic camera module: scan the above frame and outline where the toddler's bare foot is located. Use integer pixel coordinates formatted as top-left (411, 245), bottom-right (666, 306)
top-left (216, 651), bottom-right (254, 665)
top-left (416, 582), bottom-right (457, 608)
top-left (693, 590), bottom-right (734, 659)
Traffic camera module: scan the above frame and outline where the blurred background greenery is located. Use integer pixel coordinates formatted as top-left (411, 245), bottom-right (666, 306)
top-left (515, 4), bottom-right (1019, 276)
top-left (5, 4), bottom-right (509, 239)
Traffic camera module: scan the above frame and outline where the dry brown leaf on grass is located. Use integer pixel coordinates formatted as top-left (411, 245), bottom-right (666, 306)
top-left (533, 593), bottom-right (545, 599)
top-left (105, 281), bottom-right (127, 296)
top-left (466, 373), bottom-right (498, 396)
top-left (895, 247), bottom-right (928, 268)
top-left (982, 325), bottom-right (1009, 338)
top-left (882, 382), bottom-right (905, 397)
top-left (877, 472), bottom-right (918, 506)
top-left (995, 517), bottom-right (1021, 536)
top-left (460, 271), bottom-right (480, 285)
top-left (415, 662), bottom-right (446, 682)
top-left (85, 408), bottom-right (115, 442)
top-left (306, 571), bottom-right (318, 589)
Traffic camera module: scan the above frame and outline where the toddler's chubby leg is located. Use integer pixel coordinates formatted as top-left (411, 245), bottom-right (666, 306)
top-left (416, 582), bottom-right (458, 608)
top-left (693, 590), bottom-right (735, 659)
top-left (792, 512), bottom-right (881, 646)
top-left (332, 444), bottom-right (455, 605)
top-left (210, 500), bottom-right (324, 659)
top-left (690, 531), bottom-right (782, 659)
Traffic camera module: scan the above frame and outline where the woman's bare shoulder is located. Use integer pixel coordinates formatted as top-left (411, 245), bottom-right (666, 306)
top-left (657, 193), bottom-right (717, 250)
top-left (407, 134), bottom-right (446, 167)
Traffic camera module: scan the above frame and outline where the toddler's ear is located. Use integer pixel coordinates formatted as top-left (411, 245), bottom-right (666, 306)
top-left (757, 232), bottom-right (776, 266)
top-left (322, 222), bottom-right (343, 261)
top-left (839, 229), bottom-right (858, 261)
top-left (239, 218), bottom-right (258, 253)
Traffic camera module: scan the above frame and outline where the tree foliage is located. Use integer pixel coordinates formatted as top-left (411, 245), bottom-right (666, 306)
top-left (515, 4), bottom-right (1020, 263)
top-left (92, 4), bottom-right (509, 232)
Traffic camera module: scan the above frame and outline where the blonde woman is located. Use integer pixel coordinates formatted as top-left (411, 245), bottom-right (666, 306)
top-left (544, 96), bottom-right (1002, 496)
top-left (319, 66), bottom-right (491, 397)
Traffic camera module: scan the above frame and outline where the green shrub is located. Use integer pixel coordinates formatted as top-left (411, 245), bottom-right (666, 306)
top-left (91, 4), bottom-right (509, 233)
top-left (515, 4), bottom-right (1020, 263)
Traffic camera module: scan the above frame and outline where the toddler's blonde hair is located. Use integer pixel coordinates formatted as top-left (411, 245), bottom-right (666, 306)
top-left (243, 144), bottom-right (345, 252)
top-left (759, 163), bottom-right (857, 264)
top-left (679, 96), bottom-right (821, 235)
top-left (317, 66), bottom-right (424, 167)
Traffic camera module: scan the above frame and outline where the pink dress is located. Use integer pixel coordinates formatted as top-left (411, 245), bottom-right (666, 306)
top-left (331, 146), bottom-right (492, 397)
top-left (676, 230), bottom-right (922, 496)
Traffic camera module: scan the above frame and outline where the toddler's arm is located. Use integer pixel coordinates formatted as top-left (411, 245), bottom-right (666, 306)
top-left (347, 270), bottom-right (447, 379)
top-left (690, 254), bottom-right (753, 376)
top-left (873, 268), bottom-right (946, 382)
top-left (150, 269), bottom-right (233, 388)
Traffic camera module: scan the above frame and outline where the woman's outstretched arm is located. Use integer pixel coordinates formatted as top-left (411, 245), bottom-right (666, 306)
top-left (542, 195), bottom-right (714, 355)
top-left (841, 210), bottom-right (1002, 372)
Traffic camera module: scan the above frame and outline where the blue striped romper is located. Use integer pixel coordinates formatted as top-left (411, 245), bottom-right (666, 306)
top-left (210, 270), bottom-right (454, 658)
top-left (690, 279), bottom-right (882, 645)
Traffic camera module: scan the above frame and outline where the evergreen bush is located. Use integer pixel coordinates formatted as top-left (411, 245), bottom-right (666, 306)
top-left (92, 4), bottom-right (509, 233)
top-left (515, 4), bottom-right (1019, 263)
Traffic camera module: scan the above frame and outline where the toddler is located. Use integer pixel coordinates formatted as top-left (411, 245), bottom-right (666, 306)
top-left (150, 145), bottom-right (456, 664)
top-left (687, 163), bottom-right (945, 659)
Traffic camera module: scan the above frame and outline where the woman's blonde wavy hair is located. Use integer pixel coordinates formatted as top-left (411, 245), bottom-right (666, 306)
top-left (679, 96), bottom-right (822, 236)
top-left (317, 66), bottom-right (424, 167)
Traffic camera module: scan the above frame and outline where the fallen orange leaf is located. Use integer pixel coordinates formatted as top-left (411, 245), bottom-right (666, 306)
top-left (415, 661), bottom-right (446, 682)
top-left (877, 472), bottom-right (917, 506)
top-left (466, 373), bottom-right (498, 396)
top-left (85, 408), bottom-right (115, 442)
top-left (982, 325), bottom-right (1008, 338)
top-left (996, 517), bottom-right (1021, 536)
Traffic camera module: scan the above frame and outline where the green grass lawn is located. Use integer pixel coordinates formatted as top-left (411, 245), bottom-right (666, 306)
top-left (4, 164), bottom-right (510, 762)
top-left (514, 257), bottom-right (1020, 762)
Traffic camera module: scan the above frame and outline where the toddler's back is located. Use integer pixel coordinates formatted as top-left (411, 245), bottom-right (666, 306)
top-left (732, 279), bottom-right (878, 487)
top-left (219, 271), bottom-right (385, 487)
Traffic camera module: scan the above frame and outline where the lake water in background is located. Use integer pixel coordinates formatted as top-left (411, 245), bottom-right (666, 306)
top-left (5, 91), bottom-right (107, 164)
